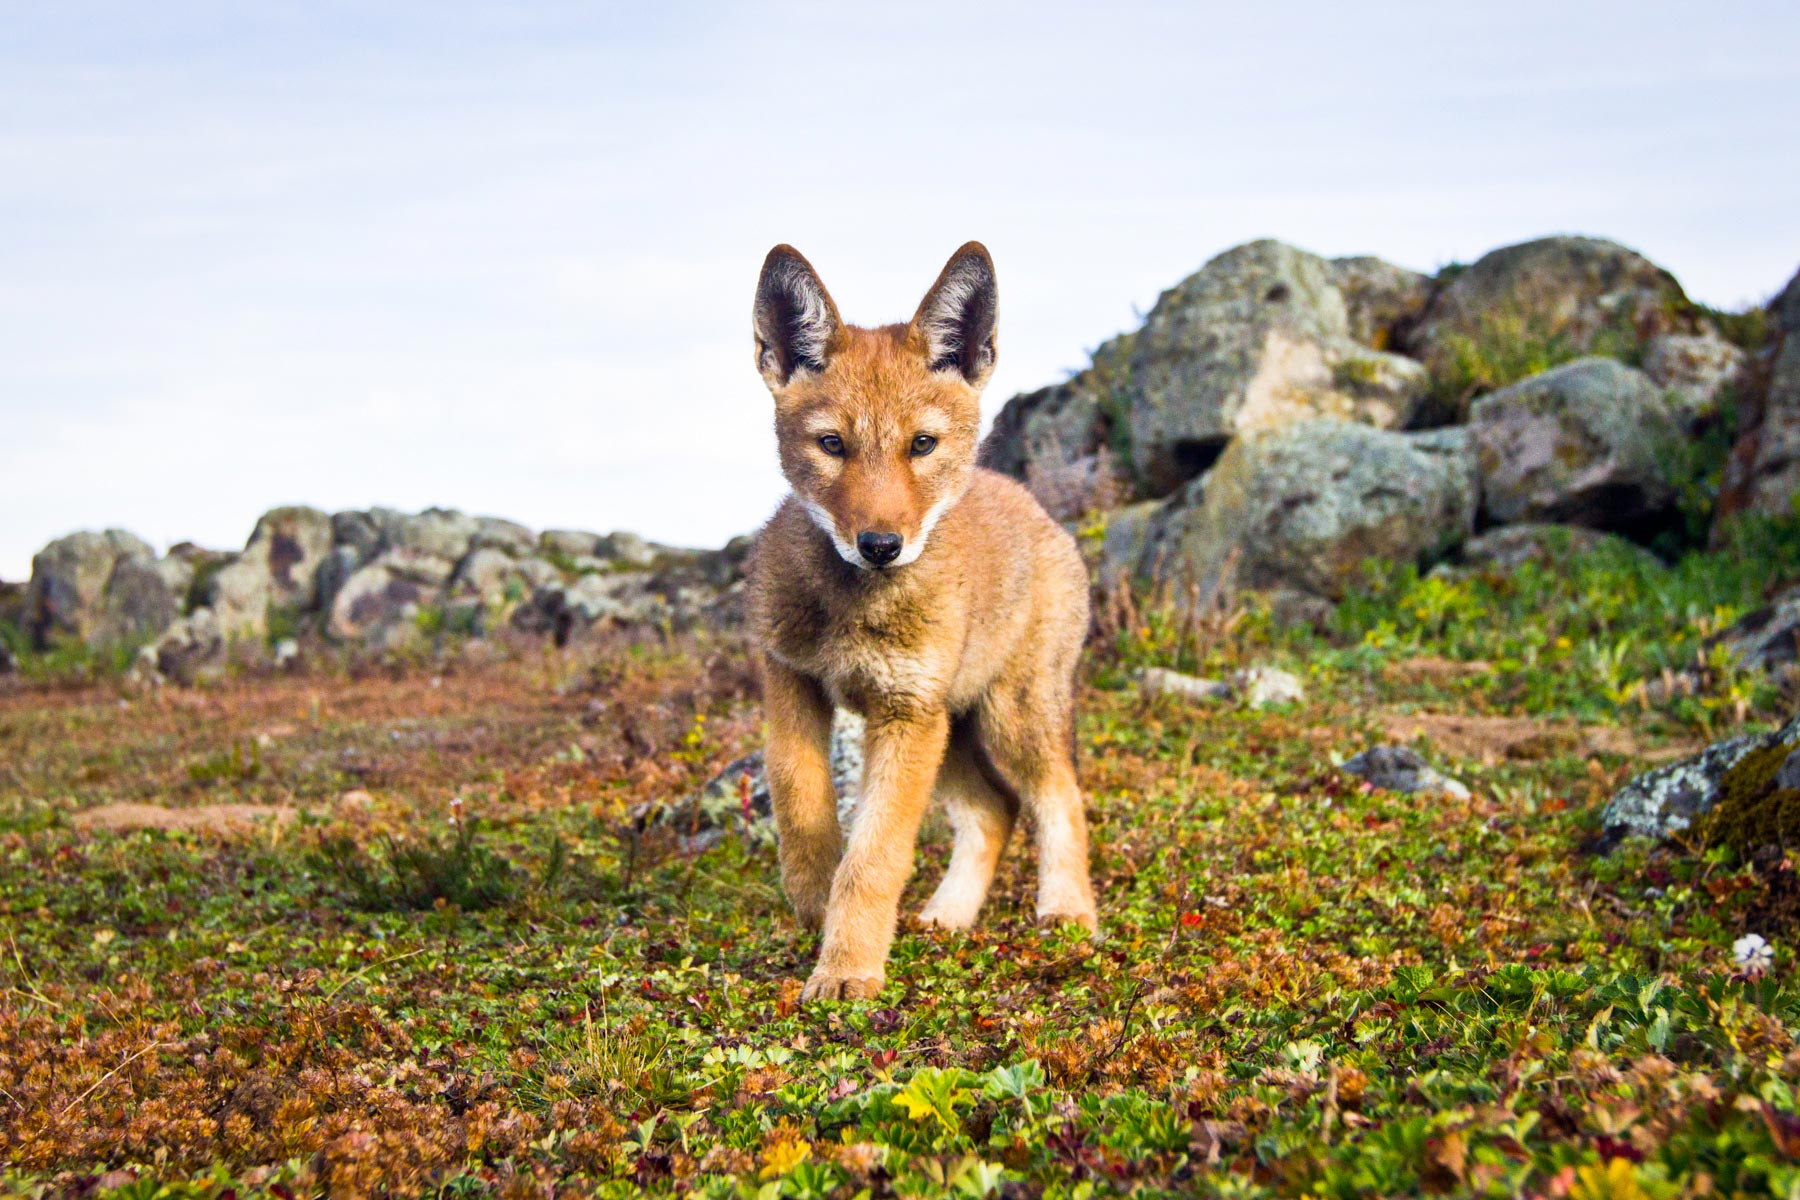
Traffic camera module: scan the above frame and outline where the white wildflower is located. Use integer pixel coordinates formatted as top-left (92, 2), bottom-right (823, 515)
top-left (1733, 933), bottom-right (1774, 976)
top-left (448, 795), bottom-right (464, 828)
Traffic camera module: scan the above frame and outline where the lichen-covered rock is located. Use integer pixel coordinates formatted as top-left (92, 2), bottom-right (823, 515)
top-left (1341, 745), bottom-right (1471, 799)
top-left (1718, 268), bottom-right (1800, 522)
top-left (984, 241), bottom-right (1434, 499)
top-left (447, 548), bottom-right (561, 614)
top-left (471, 517), bottom-right (537, 558)
top-left (1327, 256), bottom-right (1434, 350)
top-left (1408, 236), bottom-right (1696, 388)
top-left (371, 507), bottom-right (478, 563)
top-left (1120, 240), bottom-right (1430, 494)
top-left (94, 557), bottom-right (179, 647)
top-left (133, 607), bottom-right (226, 687)
top-left (1135, 420), bottom-right (1476, 600)
top-left (327, 549), bottom-right (456, 646)
top-left (24, 529), bottom-right (158, 647)
top-left (1599, 714), bottom-right (1800, 848)
top-left (641, 710), bottom-right (866, 850)
top-left (1469, 357), bottom-right (1683, 533)
top-left (206, 506), bottom-right (334, 640)
top-left (541, 529), bottom-right (604, 559)
top-left (1642, 333), bottom-right (1746, 426)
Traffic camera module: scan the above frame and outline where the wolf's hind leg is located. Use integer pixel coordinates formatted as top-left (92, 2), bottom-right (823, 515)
top-left (976, 683), bottom-right (1098, 932)
top-left (920, 718), bottom-right (1019, 931)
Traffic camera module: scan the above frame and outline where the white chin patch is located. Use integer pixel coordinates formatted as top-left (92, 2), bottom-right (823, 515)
top-left (798, 498), bottom-right (869, 568)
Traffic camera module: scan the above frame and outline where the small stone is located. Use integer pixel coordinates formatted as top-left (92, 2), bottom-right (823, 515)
top-left (1341, 745), bottom-right (1472, 799)
top-left (1136, 668), bottom-right (1234, 703)
top-left (1233, 666), bottom-right (1305, 709)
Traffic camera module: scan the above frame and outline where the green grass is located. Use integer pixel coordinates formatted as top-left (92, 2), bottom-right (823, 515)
top-left (1427, 303), bottom-right (1644, 418)
top-left (5, 525), bottom-right (1800, 1197)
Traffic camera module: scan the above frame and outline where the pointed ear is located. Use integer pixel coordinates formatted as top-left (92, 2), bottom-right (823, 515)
top-left (753, 245), bottom-right (841, 389)
top-left (910, 241), bottom-right (998, 388)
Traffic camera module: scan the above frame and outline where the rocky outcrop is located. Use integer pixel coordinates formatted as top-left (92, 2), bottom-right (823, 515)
top-left (1129, 420), bottom-right (1475, 601)
top-left (1469, 357), bottom-right (1683, 533)
top-left (14, 505), bottom-right (750, 679)
top-left (1407, 236), bottom-right (1697, 398)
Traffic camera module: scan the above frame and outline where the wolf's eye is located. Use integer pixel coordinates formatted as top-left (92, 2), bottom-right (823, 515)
top-left (818, 435), bottom-right (845, 456)
top-left (911, 434), bottom-right (938, 457)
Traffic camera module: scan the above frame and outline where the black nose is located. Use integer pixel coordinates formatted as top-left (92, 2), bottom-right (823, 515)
top-left (856, 531), bottom-right (903, 566)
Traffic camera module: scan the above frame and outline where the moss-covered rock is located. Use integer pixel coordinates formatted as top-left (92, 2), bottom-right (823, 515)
top-left (1600, 713), bottom-right (1800, 850)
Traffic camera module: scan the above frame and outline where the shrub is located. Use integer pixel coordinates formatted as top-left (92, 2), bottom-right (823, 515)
top-left (308, 817), bottom-right (517, 911)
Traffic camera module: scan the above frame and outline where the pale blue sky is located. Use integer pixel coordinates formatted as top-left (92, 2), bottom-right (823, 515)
top-left (3, 1), bottom-right (1798, 577)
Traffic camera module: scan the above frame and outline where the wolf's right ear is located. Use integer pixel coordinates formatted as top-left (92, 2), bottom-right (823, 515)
top-left (753, 245), bottom-right (841, 390)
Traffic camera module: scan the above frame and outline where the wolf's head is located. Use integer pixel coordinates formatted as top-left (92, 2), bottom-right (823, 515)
top-left (752, 242), bottom-right (997, 570)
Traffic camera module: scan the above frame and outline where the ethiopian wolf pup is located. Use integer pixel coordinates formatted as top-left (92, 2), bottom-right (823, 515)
top-left (746, 241), bottom-right (1098, 1001)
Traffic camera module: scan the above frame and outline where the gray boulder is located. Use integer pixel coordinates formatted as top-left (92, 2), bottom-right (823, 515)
top-left (94, 558), bottom-right (179, 647)
top-left (446, 548), bottom-right (562, 626)
top-left (1642, 333), bottom-right (1746, 426)
top-left (1719, 268), bottom-right (1800, 521)
top-left (1118, 240), bottom-right (1430, 495)
top-left (327, 548), bottom-right (456, 646)
top-left (1328, 256), bottom-right (1435, 350)
top-left (1711, 583), bottom-right (1800, 676)
top-left (1135, 420), bottom-right (1476, 601)
top-left (979, 333), bottom-right (1134, 486)
top-left (371, 507), bottom-right (477, 562)
top-left (206, 507), bottom-right (334, 640)
top-left (1408, 236), bottom-right (1696, 404)
top-left (1455, 523), bottom-right (1663, 574)
top-left (1600, 714), bottom-right (1800, 848)
top-left (471, 516), bottom-right (537, 558)
top-left (132, 607), bottom-right (226, 687)
top-left (1469, 358), bottom-right (1683, 532)
top-left (541, 529), bottom-right (604, 559)
top-left (24, 529), bottom-right (158, 647)
top-left (981, 242), bottom-right (1431, 499)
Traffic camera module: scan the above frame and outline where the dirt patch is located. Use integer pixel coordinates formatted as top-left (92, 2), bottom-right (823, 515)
top-left (1377, 711), bottom-right (1694, 765)
top-left (72, 802), bottom-right (297, 835)
top-left (1381, 656), bottom-right (1494, 685)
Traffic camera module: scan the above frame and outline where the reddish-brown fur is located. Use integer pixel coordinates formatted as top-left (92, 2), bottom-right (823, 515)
top-left (747, 242), bottom-right (1097, 1001)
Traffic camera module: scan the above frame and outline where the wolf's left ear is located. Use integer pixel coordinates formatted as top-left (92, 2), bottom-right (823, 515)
top-left (911, 241), bottom-right (997, 388)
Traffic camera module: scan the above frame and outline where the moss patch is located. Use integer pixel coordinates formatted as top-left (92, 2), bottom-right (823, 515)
top-left (1702, 740), bottom-right (1800, 857)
